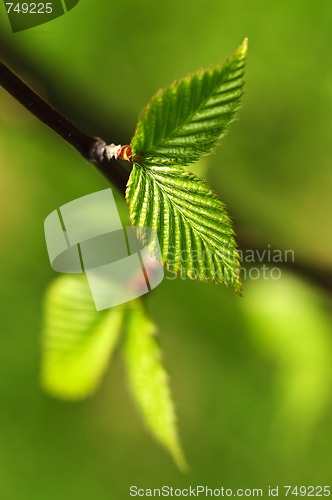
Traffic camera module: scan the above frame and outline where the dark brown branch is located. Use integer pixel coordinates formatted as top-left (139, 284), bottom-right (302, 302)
top-left (0, 61), bottom-right (129, 194)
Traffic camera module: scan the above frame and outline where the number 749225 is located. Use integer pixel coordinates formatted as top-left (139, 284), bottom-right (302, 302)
top-left (284, 486), bottom-right (330, 496)
top-left (5, 3), bottom-right (53, 14)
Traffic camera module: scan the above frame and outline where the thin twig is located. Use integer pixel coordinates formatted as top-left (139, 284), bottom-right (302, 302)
top-left (0, 61), bottom-right (129, 194)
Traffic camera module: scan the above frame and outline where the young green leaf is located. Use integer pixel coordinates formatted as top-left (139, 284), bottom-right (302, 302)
top-left (131, 39), bottom-right (247, 167)
top-left (127, 40), bottom-right (247, 291)
top-left (123, 302), bottom-right (187, 471)
top-left (126, 163), bottom-right (241, 291)
top-left (42, 274), bottom-right (123, 400)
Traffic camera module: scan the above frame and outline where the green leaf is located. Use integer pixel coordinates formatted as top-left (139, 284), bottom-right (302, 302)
top-left (123, 302), bottom-right (187, 471)
top-left (126, 163), bottom-right (241, 291)
top-left (126, 41), bottom-right (247, 290)
top-left (42, 274), bottom-right (123, 400)
top-left (131, 39), bottom-right (247, 166)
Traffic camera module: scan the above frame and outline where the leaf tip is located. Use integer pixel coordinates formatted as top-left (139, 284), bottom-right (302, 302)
top-left (236, 282), bottom-right (243, 297)
top-left (233, 273), bottom-right (243, 296)
top-left (237, 37), bottom-right (249, 56)
top-left (173, 448), bottom-right (189, 473)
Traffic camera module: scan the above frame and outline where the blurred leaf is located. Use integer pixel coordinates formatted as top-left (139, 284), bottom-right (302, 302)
top-left (42, 274), bottom-right (123, 400)
top-left (131, 39), bottom-right (247, 166)
top-left (123, 302), bottom-right (187, 470)
top-left (242, 273), bottom-right (332, 442)
top-left (126, 163), bottom-right (241, 291)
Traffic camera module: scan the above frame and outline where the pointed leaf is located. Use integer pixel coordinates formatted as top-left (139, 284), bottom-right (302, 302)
top-left (131, 39), bottom-right (247, 167)
top-left (123, 302), bottom-right (187, 470)
top-left (42, 274), bottom-right (124, 400)
top-left (126, 164), bottom-right (241, 291)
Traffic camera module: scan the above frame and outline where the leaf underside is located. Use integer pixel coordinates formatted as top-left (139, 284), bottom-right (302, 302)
top-left (123, 302), bottom-right (187, 471)
top-left (127, 40), bottom-right (247, 292)
top-left (42, 274), bottom-right (123, 400)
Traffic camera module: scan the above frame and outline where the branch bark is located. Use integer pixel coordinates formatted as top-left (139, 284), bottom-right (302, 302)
top-left (0, 61), bottom-right (129, 194)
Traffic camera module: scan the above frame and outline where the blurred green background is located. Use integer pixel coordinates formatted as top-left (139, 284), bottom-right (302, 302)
top-left (0, 0), bottom-right (331, 498)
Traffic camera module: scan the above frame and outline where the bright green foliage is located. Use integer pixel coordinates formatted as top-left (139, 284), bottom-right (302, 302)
top-left (42, 274), bottom-right (123, 399)
top-left (126, 164), bottom-right (241, 291)
top-left (42, 277), bottom-right (184, 468)
top-left (123, 302), bottom-right (187, 471)
top-left (131, 39), bottom-right (247, 166)
top-left (127, 40), bottom-right (247, 291)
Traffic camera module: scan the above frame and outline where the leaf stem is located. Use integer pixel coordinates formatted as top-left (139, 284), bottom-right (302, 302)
top-left (0, 60), bottom-right (129, 194)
